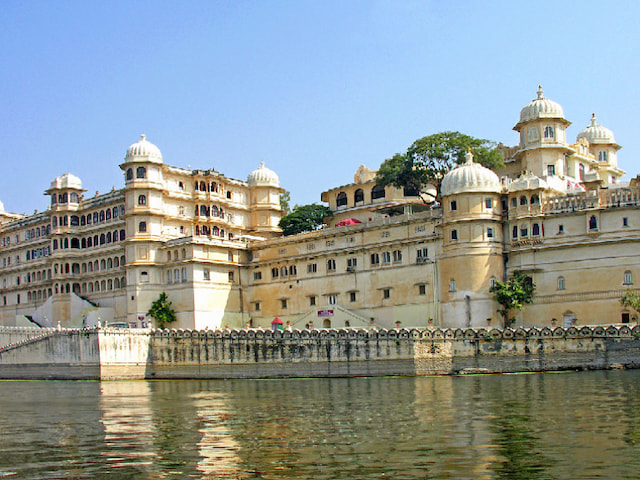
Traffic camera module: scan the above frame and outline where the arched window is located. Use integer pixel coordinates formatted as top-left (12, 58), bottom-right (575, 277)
top-left (113, 207), bottom-right (118, 218)
top-left (70, 192), bottom-right (79, 203)
top-left (87, 237), bottom-right (92, 248)
top-left (93, 212), bottom-right (98, 223)
top-left (280, 266), bottom-right (288, 277)
top-left (99, 210), bottom-right (105, 222)
top-left (519, 195), bottom-right (528, 206)
top-left (371, 185), bottom-right (386, 200)
top-left (106, 232), bottom-right (112, 244)
top-left (71, 238), bottom-right (80, 249)
top-left (100, 259), bottom-right (106, 271)
top-left (114, 278), bottom-right (120, 289)
top-left (336, 192), bottom-right (348, 207)
top-left (532, 223), bottom-right (540, 236)
top-left (51, 194), bottom-right (57, 205)
top-left (138, 195), bottom-right (146, 205)
top-left (589, 215), bottom-right (598, 231)
top-left (200, 181), bottom-right (206, 191)
top-left (114, 256), bottom-right (119, 267)
top-left (119, 230), bottom-right (125, 241)
top-left (598, 150), bottom-right (608, 163)
top-left (126, 168), bottom-right (133, 181)
top-left (531, 194), bottom-right (540, 204)
top-left (52, 216), bottom-right (58, 227)
top-left (543, 125), bottom-right (555, 139)
top-left (70, 216), bottom-right (79, 226)
top-left (200, 205), bottom-right (208, 216)
top-left (139, 222), bottom-right (147, 233)
top-left (557, 276), bottom-right (565, 290)
top-left (100, 234), bottom-right (106, 245)
top-left (136, 166), bottom-right (146, 179)
top-left (105, 209), bottom-right (111, 220)
top-left (579, 163), bottom-right (585, 181)
top-left (354, 189), bottom-right (364, 203)
top-left (80, 216), bottom-right (86, 226)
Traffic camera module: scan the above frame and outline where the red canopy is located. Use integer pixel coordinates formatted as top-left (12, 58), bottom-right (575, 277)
top-left (336, 218), bottom-right (362, 226)
top-left (271, 317), bottom-right (284, 325)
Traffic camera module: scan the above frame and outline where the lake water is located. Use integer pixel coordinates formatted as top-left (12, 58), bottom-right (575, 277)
top-left (1, 370), bottom-right (640, 479)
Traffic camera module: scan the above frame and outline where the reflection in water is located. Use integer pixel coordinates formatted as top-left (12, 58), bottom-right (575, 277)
top-left (1, 371), bottom-right (640, 478)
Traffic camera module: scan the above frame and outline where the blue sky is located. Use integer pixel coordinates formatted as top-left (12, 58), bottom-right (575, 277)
top-left (1, 0), bottom-right (639, 214)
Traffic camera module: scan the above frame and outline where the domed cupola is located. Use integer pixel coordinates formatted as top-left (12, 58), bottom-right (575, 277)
top-left (49, 173), bottom-right (83, 190)
top-left (124, 134), bottom-right (163, 164)
top-left (441, 150), bottom-right (501, 197)
top-left (248, 162), bottom-right (280, 188)
top-left (514, 86), bottom-right (570, 133)
top-left (576, 114), bottom-right (619, 147)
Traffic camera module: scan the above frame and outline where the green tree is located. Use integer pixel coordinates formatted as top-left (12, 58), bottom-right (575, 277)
top-left (147, 292), bottom-right (176, 329)
top-left (490, 271), bottom-right (535, 327)
top-left (280, 190), bottom-right (291, 214)
top-left (376, 131), bottom-right (504, 202)
top-left (621, 290), bottom-right (640, 316)
top-left (279, 204), bottom-right (333, 236)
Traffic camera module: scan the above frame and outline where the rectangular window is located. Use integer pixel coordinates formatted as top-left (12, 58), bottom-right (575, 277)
top-left (328, 294), bottom-right (337, 305)
top-left (449, 280), bottom-right (456, 292)
top-left (309, 296), bottom-right (316, 306)
top-left (307, 263), bottom-right (317, 274)
top-left (547, 165), bottom-right (556, 176)
top-left (451, 229), bottom-right (458, 240)
top-left (485, 198), bottom-right (493, 209)
top-left (418, 284), bottom-right (426, 295)
top-left (623, 217), bottom-right (629, 227)
top-left (383, 288), bottom-right (390, 299)
top-left (487, 228), bottom-right (494, 238)
top-left (382, 251), bottom-right (391, 264)
top-left (253, 271), bottom-right (262, 280)
top-left (416, 248), bottom-right (428, 262)
top-left (347, 258), bottom-right (357, 268)
top-left (203, 268), bottom-right (210, 281)
top-left (228, 271), bottom-right (234, 283)
top-left (280, 299), bottom-right (288, 309)
top-left (450, 200), bottom-right (457, 211)
top-left (254, 302), bottom-right (261, 311)
top-left (393, 250), bottom-right (402, 263)
top-left (520, 225), bottom-right (528, 237)
top-left (370, 253), bottom-right (380, 266)
top-left (167, 270), bottom-right (172, 284)
top-left (624, 271), bottom-right (633, 285)
top-left (327, 259), bottom-right (336, 272)
top-left (558, 224), bottom-right (564, 234)
top-left (350, 291), bottom-right (357, 302)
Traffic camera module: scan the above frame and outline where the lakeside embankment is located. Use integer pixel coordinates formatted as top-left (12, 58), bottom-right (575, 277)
top-left (0, 325), bottom-right (638, 380)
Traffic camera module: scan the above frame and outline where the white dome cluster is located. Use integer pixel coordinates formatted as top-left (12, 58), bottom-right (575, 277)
top-left (49, 173), bottom-right (82, 190)
top-left (441, 151), bottom-right (501, 196)
top-left (519, 86), bottom-right (565, 123)
top-left (125, 134), bottom-right (163, 163)
top-left (247, 162), bottom-right (280, 188)
top-left (576, 114), bottom-right (616, 145)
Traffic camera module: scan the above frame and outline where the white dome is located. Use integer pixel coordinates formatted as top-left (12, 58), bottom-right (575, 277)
top-left (49, 173), bottom-right (82, 190)
top-left (576, 114), bottom-right (616, 145)
top-left (125, 134), bottom-right (163, 163)
top-left (508, 171), bottom-right (549, 192)
top-left (248, 162), bottom-right (280, 187)
top-left (519, 86), bottom-right (565, 124)
top-left (441, 151), bottom-right (501, 196)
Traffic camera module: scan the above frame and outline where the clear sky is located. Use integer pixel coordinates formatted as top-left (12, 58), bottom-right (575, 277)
top-left (1, 0), bottom-right (639, 214)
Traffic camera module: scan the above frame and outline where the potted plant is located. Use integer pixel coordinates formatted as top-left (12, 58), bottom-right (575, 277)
top-left (395, 320), bottom-right (401, 329)
top-left (551, 318), bottom-right (557, 327)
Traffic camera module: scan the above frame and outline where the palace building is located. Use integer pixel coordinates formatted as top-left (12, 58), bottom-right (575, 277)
top-left (1, 88), bottom-right (638, 330)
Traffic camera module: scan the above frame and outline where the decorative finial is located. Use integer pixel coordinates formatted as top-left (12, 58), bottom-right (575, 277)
top-left (260, 161), bottom-right (265, 168)
top-left (140, 134), bottom-right (146, 141)
top-left (591, 113), bottom-right (597, 127)
top-left (536, 85), bottom-right (544, 99)
top-left (465, 148), bottom-right (474, 165)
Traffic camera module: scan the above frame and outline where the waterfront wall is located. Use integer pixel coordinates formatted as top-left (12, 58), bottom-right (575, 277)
top-left (1, 325), bottom-right (639, 380)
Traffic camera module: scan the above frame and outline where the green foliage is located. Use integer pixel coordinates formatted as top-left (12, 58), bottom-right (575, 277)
top-left (146, 292), bottom-right (176, 329)
top-left (278, 203), bottom-right (333, 236)
top-left (376, 131), bottom-right (504, 201)
top-left (279, 190), bottom-right (291, 214)
top-left (621, 290), bottom-right (640, 315)
top-left (490, 271), bottom-right (535, 327)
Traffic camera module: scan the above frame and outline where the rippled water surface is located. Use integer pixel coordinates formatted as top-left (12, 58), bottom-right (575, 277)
top-left (1, 370), bottom-right (640, 479)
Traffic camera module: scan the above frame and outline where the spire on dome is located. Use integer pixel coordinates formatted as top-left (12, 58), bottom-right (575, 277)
top-left (537, 85), bottom-right (544, 99)
top-left (465, 148), bottom-right (474, 165)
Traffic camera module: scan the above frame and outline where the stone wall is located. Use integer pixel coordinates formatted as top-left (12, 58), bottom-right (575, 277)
top-left (1, 325), bottom-right (639, 380)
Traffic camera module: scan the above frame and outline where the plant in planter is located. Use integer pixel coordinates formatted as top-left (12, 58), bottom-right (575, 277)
top-left (551, 318), bottom-right (557, 327)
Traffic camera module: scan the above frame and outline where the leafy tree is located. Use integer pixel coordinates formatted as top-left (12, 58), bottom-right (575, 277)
top-left (279, 204), bottom-right (333, 236)
top-left (280, 190), bottom-right (291, 214)
top-left (376, 131), bottom-right (504, 202)
top-left (490, 271), bottom-right (535, 327)
top-left (147, 292), bottom-right (176, 329)
top-left (621, 290), bottom-right (640, 316)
